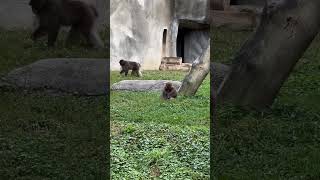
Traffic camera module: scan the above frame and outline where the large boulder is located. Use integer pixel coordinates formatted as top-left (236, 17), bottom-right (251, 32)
top-left (111, 80), bottom-right (181, 92)
top-left (0, 58), bottom-right (109, 95)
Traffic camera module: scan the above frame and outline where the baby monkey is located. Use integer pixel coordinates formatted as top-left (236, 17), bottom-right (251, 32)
top-left (119, 59), bottom-right (142, 77)
top-left (161, 82), bottom-right (178, 100)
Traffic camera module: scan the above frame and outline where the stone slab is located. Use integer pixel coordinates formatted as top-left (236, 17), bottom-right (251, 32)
top-left (111, 80), bottom-right (181, 92)
top-left (0, 58), bottom-right (109, 96)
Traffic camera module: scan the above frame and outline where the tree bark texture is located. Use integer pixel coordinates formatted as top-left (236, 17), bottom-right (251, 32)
top-left (217, 0), bottom-right (320, 109)
top-left (178, 43), bottom-right (210, 96)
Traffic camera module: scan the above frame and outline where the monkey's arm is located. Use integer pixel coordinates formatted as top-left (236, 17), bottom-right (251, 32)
top-left (124, 64), bottom-right (131, 76)
top-left (169, 90), bottom-right (177, 99)
top-left (163, 91), bottom-right (170, 99)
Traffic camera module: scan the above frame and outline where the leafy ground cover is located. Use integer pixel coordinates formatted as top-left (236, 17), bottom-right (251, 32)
top-left (0, 29), bottom-right (109, 179)
top-left (212, 27), bottom-right (320, 179)
top-left (111, 70), bottom-right (210, 179)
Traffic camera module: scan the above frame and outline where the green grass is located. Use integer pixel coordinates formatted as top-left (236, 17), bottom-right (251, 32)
top-left (0, 29), bottom-right (109, 179)
top-left (212, 27), bottom-right (320, 179)
top-left (111, 71), bottom-right (210, 179)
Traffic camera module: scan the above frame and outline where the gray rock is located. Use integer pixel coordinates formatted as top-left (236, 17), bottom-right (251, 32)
top-left (111, 80), bottom-right (181, 92)
top-left (1, 58), bottom-right (109, 96)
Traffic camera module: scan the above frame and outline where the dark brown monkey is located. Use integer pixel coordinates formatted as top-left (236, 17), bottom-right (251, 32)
top-left (29, 0), bottom-right (104, 48)
top-left (161, 82), bottom-right (178, 100)
top-left (119, 59), bottom-right (142, 77)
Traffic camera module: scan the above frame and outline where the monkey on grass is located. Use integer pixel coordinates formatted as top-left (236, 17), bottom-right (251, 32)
top-left (119, 59), bottom-right (143, 77)
top-left (29, 0), bottom-right (104, 49)
top-left (161, 82), bottom-right (178, 100)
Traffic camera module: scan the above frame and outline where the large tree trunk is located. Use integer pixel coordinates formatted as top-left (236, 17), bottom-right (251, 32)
top-left (178, 44), bottom-right (210, 96)
top-left (217, 0), bottom-right (320, 109)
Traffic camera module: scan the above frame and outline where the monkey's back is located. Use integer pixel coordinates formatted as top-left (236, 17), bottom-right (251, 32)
top-left (58, 0), bottom-right (98, 26)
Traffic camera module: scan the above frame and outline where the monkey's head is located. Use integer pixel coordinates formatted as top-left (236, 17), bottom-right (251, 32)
top-left (119, 59), bottom-right (125, 66)
top-left (164, 82), bottom-right (173, 91)
top-left (29, 0), bottom-right (48, 14)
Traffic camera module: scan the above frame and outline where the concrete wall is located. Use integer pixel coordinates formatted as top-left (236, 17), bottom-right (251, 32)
top-left (110, 0), bottom-right (173, 70)
top-left (0, 0), bottom-right (109, 30)
top-left (171, 0), bottom-right (210, 62)
top-left (0, 0), bottom-right (34, 29)
top-left (175, 0), bottom-right (209, 22)
top-left (110, 0), bottom-right (210, 70)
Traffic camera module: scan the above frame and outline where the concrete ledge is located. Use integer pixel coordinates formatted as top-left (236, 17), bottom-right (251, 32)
top-left (210, 10), bottom-right (256, 30)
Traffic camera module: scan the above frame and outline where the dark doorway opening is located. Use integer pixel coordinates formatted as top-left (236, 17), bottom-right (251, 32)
top-left (176, 27), bottom-right (190, 63)
top-left (176, 20), bottom-right (209, 64)
top-left (230, 0), bottom-right (239, 5)
top-left (162, 29), bottom-right (167, 57)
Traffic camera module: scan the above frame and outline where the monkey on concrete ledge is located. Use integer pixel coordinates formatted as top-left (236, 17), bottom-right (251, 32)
top-left (29, 0), bottom-right (104, 49)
